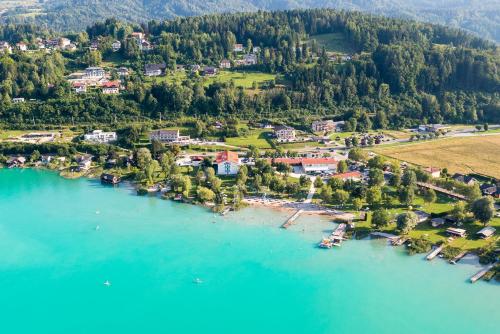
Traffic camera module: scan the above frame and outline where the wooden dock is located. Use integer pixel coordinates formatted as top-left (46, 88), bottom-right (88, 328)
top-left (371, 232), bottom-right (399, 241)
top-left (281, 209), bottom-right (304, 229)
top-left (220, 207), bottom-right (231, 216)
top-left (330, 223), bottom-right (347, 246)
top-left (449, 251), bottom-right (468, 264)
top-left (470, 264), bottom-right (495, 283)
top-left (426, 244), bottom-right (445, 261)
top-left (391, 237), bottom-right (408, 246)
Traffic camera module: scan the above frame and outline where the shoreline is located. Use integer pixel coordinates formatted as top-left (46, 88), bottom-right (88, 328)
top-left (1, 166), bottom-right (498, 284)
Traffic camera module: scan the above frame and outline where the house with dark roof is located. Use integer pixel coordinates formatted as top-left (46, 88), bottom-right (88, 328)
top-left (452, 173), bottom-right (477, 185)
top-left (144, 63), bottom-right (166, 76)
top-left (480, 183), bottom-right (499, 197)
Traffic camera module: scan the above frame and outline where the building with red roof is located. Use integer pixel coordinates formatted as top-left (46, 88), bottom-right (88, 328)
top-left (215, 151), bottom-right (240, 175)
top-left (332, 171), bottom-right (362, 181)
top-left (101, 81), bottom-right (120, 94)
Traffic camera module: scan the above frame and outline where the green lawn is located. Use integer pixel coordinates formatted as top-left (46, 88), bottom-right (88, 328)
top-left (204, 71), bottom-right (276, 88)
top-left (308, 33), bottom-right (356, 54)
top-left (225, 129), bottom-right (273, 149)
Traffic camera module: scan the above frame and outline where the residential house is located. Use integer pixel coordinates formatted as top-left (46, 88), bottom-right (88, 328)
top-left (12, 98), bottom-right (25, 103)
top-left (233, 44), bottom-right (244, 52)
top-left (90, 40), bottom-right (99, 51)
top-left (202, 66), bottom-right (218, 76)
top-left (477, 226), bottom-right (496, 239)
top-left (252, 46), bottom-right (261, 54)
top-left (332, 171), bottom-right (362, 181)
top-left (140, 40), bottom-right (152, 51)
top-left (150, 129), bottom-right (190, 143)
top-left (85, 67), bottom-right (106, 79)
top-left (131, 32), bottom-right (145, 41)
top-left (242, 54), bottom-right (257, 65)
top-left (84, 130), bottom-right (117, 143)
top-left (274, 125), bottom-right (296, 142)
top-left (480, 183), bottom-right (498, 197)
top-left (101, 173), bottom-right (121, 185)
top-left (59, 38), bottom-right (71, 49)
top-left (452, 173), bottom-right (477, 185)
top-left (312, 120), bottom-right (335, 133)
top-left (220, 59), bottom-right (231, 69)
top-left (101, 81), bottom-right (120, 94)
top-left (430, 217), bottom-right (445, 227)
top-left (73, 82), bottom-right (87, 94)
top-left (0, 41), bottom-right (12, 53)
top-left (215, 151), bottom-right (240, 175)
top-left (117, 67), bottom-right (129, 77)
top-left (414, 210), bottom-right (431, 224)
top-left (16, 42), bottom-right (28, 51)
top-left (424, 167), bottom-right (441, 178)
top-left (144, 63), bottom-right (166, 76)
top-left (190, 64), bottom-right (201, 73)
top-left (112, 40), bottom-right (121, 52)
top-left (418, 124), bottom-right (451, 133)
top-left (75, 155), bottom-right (93, 171)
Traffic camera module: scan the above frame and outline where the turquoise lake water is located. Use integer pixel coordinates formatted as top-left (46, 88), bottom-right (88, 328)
top-left (0, 168), bottom-right (498, 333)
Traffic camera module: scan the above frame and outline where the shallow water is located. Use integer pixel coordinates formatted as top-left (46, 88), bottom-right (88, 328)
top-left (0, 169), bottom-right (498, 333)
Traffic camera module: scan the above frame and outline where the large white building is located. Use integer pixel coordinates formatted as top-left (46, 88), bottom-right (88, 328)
top-left (274, 125), bottom-right (296, 142)
top-left (150, 129), bottom-right (190, 143)
top-left (215, 151), bottom-right (240, 175)
top-left (84, 130), bottom-right (117, 143)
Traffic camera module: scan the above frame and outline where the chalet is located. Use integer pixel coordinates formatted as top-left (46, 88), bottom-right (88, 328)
top-left (202, 66), bottom-right (218, 76)
top-left (112, 40), bottom-right (121, 52)
top-left (73, 82), bottom-right (87, 94)
top-left (144, 63), bottom-right (166, 76)
top-left (233, 44), bottom-right (244, 52)
top-left (274, 125), bottom-right (296, 142)
top-left (480, 183), bottom-right (498, 197)
top-left (215, 151), bottom-right (240, 175)
top-left (101, 173), bottom-right (121, 185)
top-left (446, 227), bottom-right (467, 238)
top-left (452, 173), bottom-right (477, 185)
top-left (84, 130), bottom-right (117, 143)
top-left (332, 171), bottom-right (362, 181)
top-left (476, 226), bottom-right (496, 239)
top-left (190, 64), bottom-right (201, 73)
top-left (117, 67), bottom-right (129, 76)
top-left (131, 32), bottom-right (145, 41)
top-left (220, 59), bottom-right (231, 69)
top-left (140, 40), bottom-right (152, 51)
top-left (90, 41), bottom-right (99, 51)
top-left (59, 38), bottom-right (71, 49)
top-left (252, 46), bottom-right (261, 54)
top-left (312, 120), bottom-right (335, 133)
top-left (85, 67), bottom-right (105, 79)
top-left (0, 41), bottom-right (12, 53)
top-left (149, 129), bottom-right (190, 143)
top-left (16, 42), bottom-right (28, 51)
top-left (12, 98), bottom-right (25, 103)
top-left (101, 81), bottom-right (120, 94)
top-left (424, 167), bottom-right (441, 178)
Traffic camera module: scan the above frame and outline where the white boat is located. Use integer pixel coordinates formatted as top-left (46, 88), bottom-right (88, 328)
top-left (193, 278), bottom-right (203, 284)
top-left (103, 280), bottom-right (111, 287)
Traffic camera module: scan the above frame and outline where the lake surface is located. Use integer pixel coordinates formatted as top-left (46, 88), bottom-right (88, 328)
top-left (0, 168), bottom-right (498, 333)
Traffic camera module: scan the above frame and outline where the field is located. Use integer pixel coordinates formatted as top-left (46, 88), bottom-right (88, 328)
top-left (224, 129), bottom-right (273, 149)
top-left (308, 33), bottom-right (355, 54)
top-left (373, 135), bottom-right (500, 179)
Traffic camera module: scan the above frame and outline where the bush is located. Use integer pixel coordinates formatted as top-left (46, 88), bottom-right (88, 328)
top-left (407, 236), bottom-right (433, 255)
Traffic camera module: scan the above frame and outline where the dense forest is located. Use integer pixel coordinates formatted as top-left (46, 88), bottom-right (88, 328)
top-left (0, 9), bottom-right (498, 130)
top-left (2, 0), bottom-right (499, 43)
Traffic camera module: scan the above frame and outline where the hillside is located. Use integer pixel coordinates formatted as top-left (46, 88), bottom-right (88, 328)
top-left (1, 0), bottom-right (499, 43)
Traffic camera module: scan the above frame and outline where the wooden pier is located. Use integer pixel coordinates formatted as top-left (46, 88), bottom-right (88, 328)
top-left (470, 264), bottom-right (495, 283)
top-left (449, 251), bottom-right (468, 264)
top-left (371, 232), bottom-right (399, 241)
top-left (220, 207), bottom-right (231, 216)
top-left (391, 237), bottom-right (409, 246)
top-left (330, 223), bottom-right (347, 246)
top-left (281, 209), bottom-right (304, 229)
top-left (426, 244), bottom-right (445, 261)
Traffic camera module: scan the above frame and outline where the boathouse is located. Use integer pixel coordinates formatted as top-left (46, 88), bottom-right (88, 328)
top-left (446, 227), bottom-right (467, 238)
top-left (101, 173), bottom-right (121, 185)
top-left (476, 226), bottom-right (496, 239)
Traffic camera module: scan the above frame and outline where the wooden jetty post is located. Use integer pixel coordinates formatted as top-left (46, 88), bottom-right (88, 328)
top-left (281, 209), bottom-right (304, 229)
top-left (449, 251), bottom-right (468, 264)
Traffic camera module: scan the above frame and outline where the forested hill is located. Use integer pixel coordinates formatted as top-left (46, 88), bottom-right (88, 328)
top-left (1, 0), bottom-right (499, 43)
top-left (0, 10), bottom-right (498, 129)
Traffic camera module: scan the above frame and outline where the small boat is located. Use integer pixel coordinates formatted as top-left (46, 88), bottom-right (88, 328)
top-left (95, 225), bottom-right (100, 231)
top-left (318, 238), bottom-right (333, 249)
top-left (192, 278), bottom-right (203, 284)
top-left (103, 280), bottom-right (111, 287)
